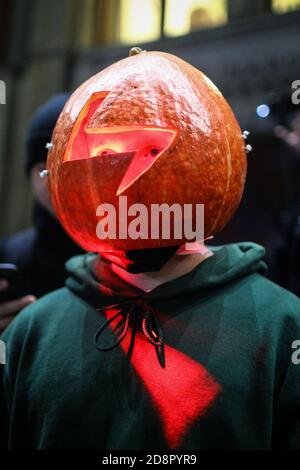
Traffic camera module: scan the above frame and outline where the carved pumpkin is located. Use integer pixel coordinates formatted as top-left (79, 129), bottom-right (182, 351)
top-left (47, 50), bottom-right (246, 252)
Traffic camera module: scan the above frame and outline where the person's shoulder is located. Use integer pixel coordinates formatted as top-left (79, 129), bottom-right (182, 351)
top-left (250, 272), bottom-right (300, 305)
top-left (1, 227), bottom-right (36, 247)
top-left (1, 287), bottom-right (85, 342)
top-left (0, 227), bottom-right (37, 264)
top-left (246, 272), bottom-right (300, 328)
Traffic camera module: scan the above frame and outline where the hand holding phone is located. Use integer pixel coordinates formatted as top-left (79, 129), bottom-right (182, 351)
top-left (0, 265), bottom-right (36, 333)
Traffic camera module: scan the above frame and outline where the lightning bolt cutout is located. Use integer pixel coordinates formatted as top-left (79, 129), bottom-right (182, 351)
top-left (64, 92), bottom-right (176, 194)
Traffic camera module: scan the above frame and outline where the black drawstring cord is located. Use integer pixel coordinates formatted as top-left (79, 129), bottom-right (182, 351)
top-left (141, 309), bottom-right (163, 347)
top-left (94, 303), bottom-right (133, 352)
top-left (94, 300), bottom-right (164, 352)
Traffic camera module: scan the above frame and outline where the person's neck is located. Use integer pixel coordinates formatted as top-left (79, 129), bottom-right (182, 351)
top-left (96, 243), bottom-right (214, 294)
top-left (124, 246), bottom-right (179, 273)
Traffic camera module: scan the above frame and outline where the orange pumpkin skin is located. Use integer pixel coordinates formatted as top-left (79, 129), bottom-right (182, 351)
top-left (47, 51), bottom-right (246, 252)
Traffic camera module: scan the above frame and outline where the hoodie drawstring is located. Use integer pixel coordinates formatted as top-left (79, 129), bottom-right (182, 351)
top-left (94, 300), bottom-right (164, 352)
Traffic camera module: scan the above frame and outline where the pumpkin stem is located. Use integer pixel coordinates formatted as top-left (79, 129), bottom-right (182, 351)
top-left (129, 47), bottom-right (145, 57)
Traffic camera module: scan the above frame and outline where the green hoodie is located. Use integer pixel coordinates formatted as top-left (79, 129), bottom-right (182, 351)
top-left (1, 242), bottom-right (300, 449)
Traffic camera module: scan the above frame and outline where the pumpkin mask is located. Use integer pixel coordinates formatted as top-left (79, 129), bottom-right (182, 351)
top-left (47, 49), bottom-right (247, 252)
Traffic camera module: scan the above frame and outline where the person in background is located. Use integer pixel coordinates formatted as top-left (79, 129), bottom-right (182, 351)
top-left (272, 105), bottom-right (300, 295)
top-left (0, 93), bottom-right (84, 332)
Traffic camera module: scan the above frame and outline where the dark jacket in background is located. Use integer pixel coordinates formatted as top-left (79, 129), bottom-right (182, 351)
top-left (0, 203), bottom-right (83, 298)
top-left (0, 93), bottom-right (79, 298)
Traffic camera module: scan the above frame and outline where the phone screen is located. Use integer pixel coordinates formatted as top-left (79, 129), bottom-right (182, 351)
top-left (0, 264), bottom-right (26, 302)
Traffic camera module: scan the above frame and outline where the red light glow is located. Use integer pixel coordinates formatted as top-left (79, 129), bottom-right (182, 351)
top-left (104, 308), bottom-right (221, 448)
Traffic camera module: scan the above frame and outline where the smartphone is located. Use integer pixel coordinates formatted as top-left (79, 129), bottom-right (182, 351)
top-left (0, 263), bottom-right (27, 302)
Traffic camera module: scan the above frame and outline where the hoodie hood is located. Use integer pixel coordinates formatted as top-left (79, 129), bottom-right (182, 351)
top-left (65, 242), bottom-right (267, 306)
